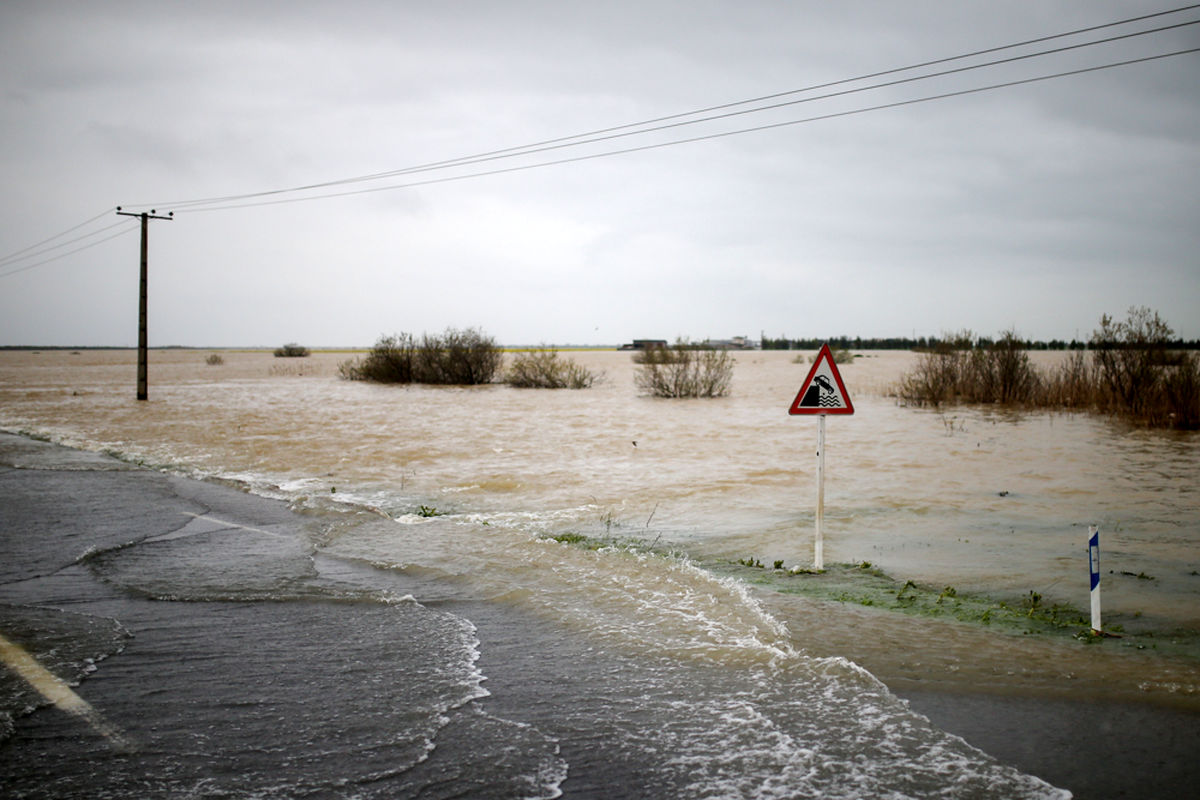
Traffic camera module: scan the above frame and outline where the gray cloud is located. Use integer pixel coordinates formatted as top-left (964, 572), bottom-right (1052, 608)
top-left (2, 1), bottom-right (1197, 346)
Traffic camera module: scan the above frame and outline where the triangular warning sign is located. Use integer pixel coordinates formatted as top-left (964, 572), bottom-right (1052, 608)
top-left (788, 343), bottom-right (854, 415)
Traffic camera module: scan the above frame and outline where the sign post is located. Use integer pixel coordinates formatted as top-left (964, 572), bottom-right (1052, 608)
top-left (815, 415), bottom-right (826, 568)
top-left (789, 343), bottom-right (854, 569)
top-left (1088, 525), bottom-right (1101, 634)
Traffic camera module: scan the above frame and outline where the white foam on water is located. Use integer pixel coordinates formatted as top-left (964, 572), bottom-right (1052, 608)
top-left (325, 515), bottom-right (1071, 798)
top-left (0, 424), bottom-right (1078, 797)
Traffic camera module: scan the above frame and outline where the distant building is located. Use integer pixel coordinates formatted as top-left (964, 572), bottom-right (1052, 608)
top-left (703, 336), bottom-right (756, 350)
top-left (619, 339), bottom-right (668, 351)
top-left (620, 337), bottom-right (758, 350)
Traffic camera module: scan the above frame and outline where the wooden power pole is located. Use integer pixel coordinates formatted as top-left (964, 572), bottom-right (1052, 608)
top-left (116, 207), bottom-right (172, 400)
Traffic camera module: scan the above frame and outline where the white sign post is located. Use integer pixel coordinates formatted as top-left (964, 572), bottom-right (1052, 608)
top-left (1088, 525), bottom-right (1102, 634)
top-left (789, 343), bottom-right (854, 569)
top-left (815, 415), bottom-right (826, 568)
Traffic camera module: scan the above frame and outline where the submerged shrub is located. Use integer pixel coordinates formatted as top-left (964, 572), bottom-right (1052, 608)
top-left (963, 331), bottom-right (1040, 404)
top-left (415, 327), bottom-right (503, 385)
top-left (800, 347), bottom-right (856, 365)
top-left (634, 340), bottom-right (734, 398)
top-left (896, 332), bottom-right (973, 407)
top-left (1161, 352), bottom-right (1200, 429)
top-left (896, 309), bottom-right (1198, 429)
top-left (340, 333), bottom-right (418, 382)
top-left (1091, 306), bottom-right (1174, 418)
top-left (273, 343), bottom-right (311, 358)
top-left (1041, 350), bottom-right (1096, 408)
top-left (339, 328), bottom-right (501, 385)
top-left (899, 330), bottom-right (1039, 406)
top-left (1088, 307), bottom-right (1199, 429)
top-left (505, 348), bottom-right (598, 389)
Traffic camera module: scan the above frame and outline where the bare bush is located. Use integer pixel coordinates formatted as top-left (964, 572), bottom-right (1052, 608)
top-left (634, 341), bottom-right (733, 398)
top-left (900, 331), bottom-right (1038, 406)
top-left (896, 310), bottom-right (1198, 429)
top-left (505, 348), bottom-right (599, 389)
top-left (800, 347), bottom-right (856, 365)
top-left (416, 327), bottom-right (503, 385)
top-left (896, 332), bottom-right (972, 407)
top-left (340, 328), bottom-right (501, 385)
top-left (1091, 306), bottom-right (1173, 417)
top-left (962, 331), bottom-right (1039, 404)
top-left (1161, 352), bottom-right (1200, 429)
top-left (340, 333), bottom-right (418, 382)
top-left (1041, 350), bottom-right (1095, 408)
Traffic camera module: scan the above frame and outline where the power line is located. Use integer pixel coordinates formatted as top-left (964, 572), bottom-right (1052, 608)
top-left (287, 19), bottom-right (1199, 194)
top-left (169, 47), bottom-right (1200, 213)
top-left (4, 3), bottom-right (1197, 273)
top-left (0, 207), bottom-right (118, 266)
top-left (0, 224), bottom-right (138, 280)
top-left (0, 218), bottom-right (134, 269)
top-left (138, 4), bottom-right (1200, 212)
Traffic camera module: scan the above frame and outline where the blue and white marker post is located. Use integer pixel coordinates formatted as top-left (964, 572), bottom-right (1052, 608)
top-left (1088, 525), bottom-right (1102, 634)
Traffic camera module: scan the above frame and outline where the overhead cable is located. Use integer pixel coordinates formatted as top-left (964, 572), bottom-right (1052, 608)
top-left (0, 225), bottom-right (138, 280)
top-left (4, 3), bottom-right (1197, 278)
top-left (140, 4), bottom-right (1200, 212)
top-left (171, 47), bottom-right (1200, 213)
top-left (0, 218), bottom-right (135, 270)
top-left (0, 208), bottom-right (119, 267)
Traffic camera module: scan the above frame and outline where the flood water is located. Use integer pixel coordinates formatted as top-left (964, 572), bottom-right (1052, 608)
top-left (1, 348), bottom-right (1198, 797)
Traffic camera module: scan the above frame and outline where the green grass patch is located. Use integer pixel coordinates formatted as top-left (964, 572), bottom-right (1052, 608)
top-left (536, 532), bottom-right (1200, 661)
top-left (709, 559), bottom-right (1200, 659)
top-left (544, 530), bottom-right (662, 552)
top-left (720, 560), bottom-right (1090, 633)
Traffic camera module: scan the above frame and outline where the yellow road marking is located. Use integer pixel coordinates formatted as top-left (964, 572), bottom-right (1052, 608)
top-left (0, 632), bottom-right (134, 751)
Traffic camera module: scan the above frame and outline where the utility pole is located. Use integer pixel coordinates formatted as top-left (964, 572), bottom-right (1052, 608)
top-left (116, 207), bottom-right (172, 400)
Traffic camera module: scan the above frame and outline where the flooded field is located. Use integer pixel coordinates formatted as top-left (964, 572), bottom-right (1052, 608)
top-left (2, 347), bottom-right (1197, 711)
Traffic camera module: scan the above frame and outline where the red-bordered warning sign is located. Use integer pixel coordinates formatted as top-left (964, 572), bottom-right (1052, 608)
top-left (788, 343), bottom-right (854, 415)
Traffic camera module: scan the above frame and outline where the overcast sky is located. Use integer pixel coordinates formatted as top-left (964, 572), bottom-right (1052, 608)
top-left (2, 1), bottom-right (1197, 347)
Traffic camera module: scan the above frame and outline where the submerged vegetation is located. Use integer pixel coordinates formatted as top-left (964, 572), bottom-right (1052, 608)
top-left (897, 308), bottom-right (1200, 429)
top-left (761, 333), bottom-right (1200, 351)
top-left (544, 530), bottom-right (669, 554)
top-left (539, 532), bottom-right (1198, 658)
top-left (633, 340), bottom-right (734, 398)
top-left (723, 560), bottom-right (1199, 657)
top-left (339, 328), bottom-right (502, 385)
top-left (896, 329), bottom-right (1039, 406)
top-left (796, 347), bottom-right (855, 365)
top-left (273, 343), bottom-right (311, 358)
top-left (338, 334), bottom-right (600, 389)
top-left (505, 347), bottom-right (600, 389)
